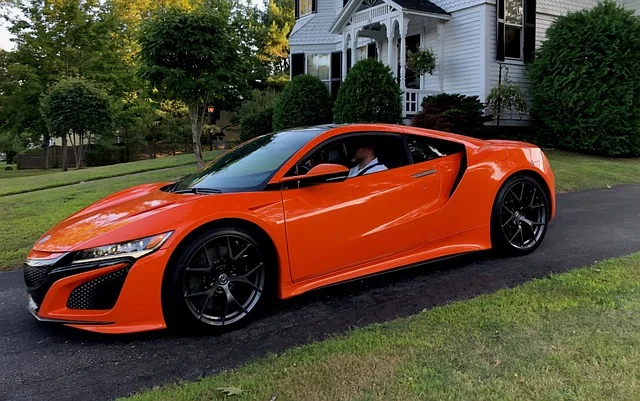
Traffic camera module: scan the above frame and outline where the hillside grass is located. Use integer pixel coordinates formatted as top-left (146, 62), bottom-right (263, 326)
top-left (0, 165), bottom-right (198, 270)
top-left (121, 253), bottom-right (640, 401)
top-left (0, 151), bottom-right (222, 197)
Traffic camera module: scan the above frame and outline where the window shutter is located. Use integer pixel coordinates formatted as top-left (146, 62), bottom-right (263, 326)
top-left (331, 51), bottom-right (342, 100)
top-left (295, 0), bottom-right (299, 19)
top-left (346, 48), bottom-right (352, 73)
top-left (312, 0), bottom-right (317, 13)
top-left (523, 0), bottom-right (536, 63)
top-left (496, 0), bottom-right (505, 61)
top-left (291, 53), bottom-right (305, 77)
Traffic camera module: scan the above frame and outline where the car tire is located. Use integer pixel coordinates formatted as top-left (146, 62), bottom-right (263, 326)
top-left (490, 174), bottom-right (550, 256)
top-left (162, 226), bottom-right (274, 334)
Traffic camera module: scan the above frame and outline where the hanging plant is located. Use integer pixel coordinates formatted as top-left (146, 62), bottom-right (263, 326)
top-left (486, 70), bottom-right (528, 118)
top-left (407, 48), bottom-right (436, 75)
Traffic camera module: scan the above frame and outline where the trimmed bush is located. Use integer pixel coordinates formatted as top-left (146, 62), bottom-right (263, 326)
top-left (272, 74), bottom-right (333, 131)
top-left (240, 107), bottom-right (274, 142)
top-left (4, 166), bottom-right (13, 171)
top-left (411, 93), bottom-right (492, 137)
top-left (528, 0), bottom-right (640, 156)
top-left (333, 58), bottom-right (402, 124)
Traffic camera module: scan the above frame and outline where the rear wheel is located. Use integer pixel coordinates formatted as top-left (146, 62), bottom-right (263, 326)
top-left (491, 175), bottom-right (550, 256)
top-left (163, 226), bottom-right (272, 333)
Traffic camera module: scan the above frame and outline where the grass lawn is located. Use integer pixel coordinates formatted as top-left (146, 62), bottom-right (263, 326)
top-left (0, 164), bottom-right (59, 179)
top-left (121, 253), bottom-right (640, 401)
top-left (0, 151), bottom-right (222, 197)
top-left (0, 164), bottom-right (199, 270)
top-left (546, 150), bottom-right (640, 192)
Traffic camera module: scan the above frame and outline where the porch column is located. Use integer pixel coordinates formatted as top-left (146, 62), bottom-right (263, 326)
top-left (387, 22), bottom-right (395, 77)
top-left (399, 21), bottom-right (408, 90)
top-left (342, 33), bottom-right (349, 79)
top-left (351, 29), bottom-right (359, 68)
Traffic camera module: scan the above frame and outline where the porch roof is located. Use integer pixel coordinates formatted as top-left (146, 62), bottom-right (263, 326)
top-left (392, 0), bottom-right (450, 15)
top-left (329, 0), bottom-right (451, 35)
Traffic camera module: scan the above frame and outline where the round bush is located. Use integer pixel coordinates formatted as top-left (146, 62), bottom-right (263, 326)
top-left (333, 58), bottom-right (402, 124)
top-left (240, 107), bottom-right (274, 142)
top-left (528, 0), bottom-right (640, 156)
top-left (272, 75), bottom-right (333, 131)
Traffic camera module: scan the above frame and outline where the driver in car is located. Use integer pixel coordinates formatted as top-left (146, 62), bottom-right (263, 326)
top-left (348, 140), bottom-right (388, 178)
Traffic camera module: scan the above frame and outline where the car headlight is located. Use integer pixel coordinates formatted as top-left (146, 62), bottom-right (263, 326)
top-left (72, 232), bottom-right (173, 264)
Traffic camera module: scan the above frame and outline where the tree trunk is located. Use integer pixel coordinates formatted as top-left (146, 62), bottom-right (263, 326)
top-left (43, 137), bottom-right (49, 170)
top-left (61, 134), bottom-right (68, 172)
top-left (189, 103), bottom-right (204, 170)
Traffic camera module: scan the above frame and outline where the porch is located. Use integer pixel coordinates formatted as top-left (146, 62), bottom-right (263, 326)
top-left (331, 0), bottom-right (451, 117)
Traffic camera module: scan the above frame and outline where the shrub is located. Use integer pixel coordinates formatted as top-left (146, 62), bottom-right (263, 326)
top-left (486, 70), bottom-right (527, 118)
top-left (528, 0), bottom-right (640, 156)
top-left (411, 93), bottom-right (492, 136)
top-left (240, 107), bottom-right (274, 142)
top-left (4, 166), bottom-right (13, 171)
top-left (272, 74), bottom-right (333, 131)
top-left (237, 88), bottom-right (280, 120)
top-left (333, 58), bottom-right (402, 124)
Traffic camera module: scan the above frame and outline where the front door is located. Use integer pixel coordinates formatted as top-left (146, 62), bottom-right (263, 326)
top-left (280, 132), bottom-right (444, 283)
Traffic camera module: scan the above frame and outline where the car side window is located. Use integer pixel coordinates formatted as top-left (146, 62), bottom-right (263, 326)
top-left (285, 133), bottom-right (410, 178)
top-left (406, 135), bottom-right (464, 163)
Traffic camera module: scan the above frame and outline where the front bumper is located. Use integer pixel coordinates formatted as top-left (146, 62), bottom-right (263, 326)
top-left (23, 247), bottom-right (174, 334)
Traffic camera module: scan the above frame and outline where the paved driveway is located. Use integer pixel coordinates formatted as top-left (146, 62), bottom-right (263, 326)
top-left (1, 185), bottom-right (640, 401)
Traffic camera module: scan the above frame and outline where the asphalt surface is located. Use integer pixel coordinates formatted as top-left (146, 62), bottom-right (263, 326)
top-left (1, 185), bottom-right (640, 401)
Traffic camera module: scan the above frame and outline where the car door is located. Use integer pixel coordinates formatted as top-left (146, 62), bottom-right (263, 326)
top-left (280, 132), bottom-right (445, 283)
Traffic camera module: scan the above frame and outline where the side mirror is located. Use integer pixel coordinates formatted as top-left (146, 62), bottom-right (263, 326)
top-left (280, 163), bottom-right (350, 185)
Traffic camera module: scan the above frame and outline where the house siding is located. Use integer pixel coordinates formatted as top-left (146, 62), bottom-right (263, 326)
top-left (441, 5), bottom-right (483, 96)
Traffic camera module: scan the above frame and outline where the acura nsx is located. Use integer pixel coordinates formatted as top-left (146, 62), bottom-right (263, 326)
top-left (23, 123), bottom-right (556, 334)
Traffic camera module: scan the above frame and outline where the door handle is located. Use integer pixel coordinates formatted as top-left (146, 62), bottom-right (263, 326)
top-left (412, 169), bottom-right (436, 178)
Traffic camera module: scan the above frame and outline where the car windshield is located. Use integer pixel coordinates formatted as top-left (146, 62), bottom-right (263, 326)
top-left (170, 127), bottom-right (327, 193)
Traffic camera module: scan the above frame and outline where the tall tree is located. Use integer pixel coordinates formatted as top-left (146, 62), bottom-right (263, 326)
top-left (40, 77), bottom-right (112, 170)
top-left (258, 0), bottom-right (294, 78)
top-left (0, 0), bottom-right (131, 169)
top-left (138, 1), bottom-right (251, 169)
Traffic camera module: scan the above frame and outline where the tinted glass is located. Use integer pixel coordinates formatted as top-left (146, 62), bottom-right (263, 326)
top-left (407, 135), bottom-right (465, 163)
top-left (173, 128), bottom-right (325, 192)
top-left (505, 26), bottom-right (521, 59)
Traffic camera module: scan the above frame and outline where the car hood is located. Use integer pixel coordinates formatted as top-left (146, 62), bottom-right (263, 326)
top-left (33, 182), bottom-right (190, 253)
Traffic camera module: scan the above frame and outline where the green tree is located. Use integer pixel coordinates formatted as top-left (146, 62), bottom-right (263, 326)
top-left (138, 2), bottom-right (252, 169)
top-left (528, 0), bottom-right (640, 156)
top-left (40, 78), bottom-right (112, 170)
top-left (333, 59), bottom-right (402, 124)
top-left (272, 74), bottom-right (333, 131)
top-left (258, 0), bottom-right (294, 79)
top-left (0, 0), bottom-right (132, 169)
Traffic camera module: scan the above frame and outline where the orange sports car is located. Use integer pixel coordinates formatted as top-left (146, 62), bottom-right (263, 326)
top-left (23, 123), bottom-right (556, 334)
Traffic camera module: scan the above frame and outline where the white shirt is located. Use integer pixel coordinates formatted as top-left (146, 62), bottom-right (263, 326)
top-left (348, 158), bottom-right (388, 178)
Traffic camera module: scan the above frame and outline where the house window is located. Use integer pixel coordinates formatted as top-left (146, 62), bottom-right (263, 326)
top-left (502, 0), bottom-right (523, 59)
top-left (300, 0), bottom-right (313, 16)
top-left (295, 0), bottom-right (316, 19)
top-left (306, 53), bottom-right (331, 90)
top-left (497, 0), bottom-right (535, 62)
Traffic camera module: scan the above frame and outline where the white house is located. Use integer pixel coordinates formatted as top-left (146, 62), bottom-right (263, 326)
top-left (288, 0), bottom-right (640, 123)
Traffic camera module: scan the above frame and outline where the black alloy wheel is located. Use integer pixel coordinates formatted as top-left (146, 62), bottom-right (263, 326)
top-left (491, 175), bottom-right (549, 255)
top-left (163, 227), bottom-right (272, 332)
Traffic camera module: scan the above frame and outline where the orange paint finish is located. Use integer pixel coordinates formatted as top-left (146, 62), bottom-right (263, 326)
top-left (23, 123), bottom-right (557, 334)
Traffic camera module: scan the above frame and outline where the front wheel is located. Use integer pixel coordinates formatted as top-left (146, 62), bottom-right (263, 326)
top-left (491, 175), bottom-right (550, 256)
top-left (163, 227), bottom-right (272, 333)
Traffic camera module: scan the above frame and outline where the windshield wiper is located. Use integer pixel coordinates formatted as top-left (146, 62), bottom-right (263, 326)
top-left (172, 188), bottom-right (222, 195)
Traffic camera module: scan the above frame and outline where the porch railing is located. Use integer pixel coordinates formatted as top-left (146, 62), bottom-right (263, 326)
top-left (352, 4), bottom-right (392, 25)
top-left (403, 89), bottom-right (442, 117)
